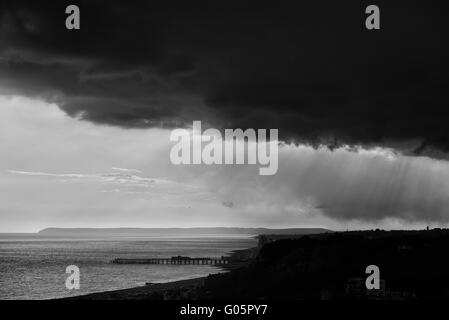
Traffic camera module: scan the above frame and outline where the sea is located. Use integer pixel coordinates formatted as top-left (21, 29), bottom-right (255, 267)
top-left (0, 234), bottom-right (257, 300)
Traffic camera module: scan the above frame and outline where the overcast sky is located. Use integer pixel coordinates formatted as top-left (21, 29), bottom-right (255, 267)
top-left (1, 1), bottom-right (449, 232)
top-left (2, 95), bottom-right (449, 232)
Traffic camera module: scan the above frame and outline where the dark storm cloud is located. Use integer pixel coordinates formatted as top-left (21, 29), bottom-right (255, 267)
top-left (1, 0), bottom-right (449, 153)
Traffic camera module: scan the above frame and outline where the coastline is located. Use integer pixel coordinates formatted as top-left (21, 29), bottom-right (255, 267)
top-left (65, 277), bottom-right (207, 300)
top-left (64, 245), bottom-right (258, 300)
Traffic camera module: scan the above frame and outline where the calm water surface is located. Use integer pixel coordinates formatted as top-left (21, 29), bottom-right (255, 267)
top-left (0, 234), bottom-right (256, 299)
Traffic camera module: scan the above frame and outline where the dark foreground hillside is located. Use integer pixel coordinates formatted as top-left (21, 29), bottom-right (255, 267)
top-left (197, 229), bottom-right (449, 299)
top-left (72, 229), bottom-right (449, 300)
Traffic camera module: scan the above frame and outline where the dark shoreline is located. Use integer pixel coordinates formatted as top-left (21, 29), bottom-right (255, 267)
top-left (64, 277), bottom-right (207, 300)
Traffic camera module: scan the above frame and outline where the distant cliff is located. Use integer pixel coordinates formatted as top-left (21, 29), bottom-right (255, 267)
top-left (38, 227), bottom-right (331, 237)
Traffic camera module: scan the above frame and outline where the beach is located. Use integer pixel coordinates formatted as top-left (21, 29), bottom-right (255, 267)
top-left (66, 277), bottom-right (207, 300)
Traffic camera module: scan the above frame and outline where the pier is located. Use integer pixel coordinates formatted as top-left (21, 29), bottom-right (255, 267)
top-left (110, 256), bottom-right (231, 265)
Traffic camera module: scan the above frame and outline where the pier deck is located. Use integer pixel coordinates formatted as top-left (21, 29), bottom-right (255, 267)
top-left (110, 256), bottom-right (231, 265)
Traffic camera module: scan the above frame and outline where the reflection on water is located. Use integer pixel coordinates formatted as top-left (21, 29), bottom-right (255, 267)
top-left (0, 235), bottom-right (256, 300)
